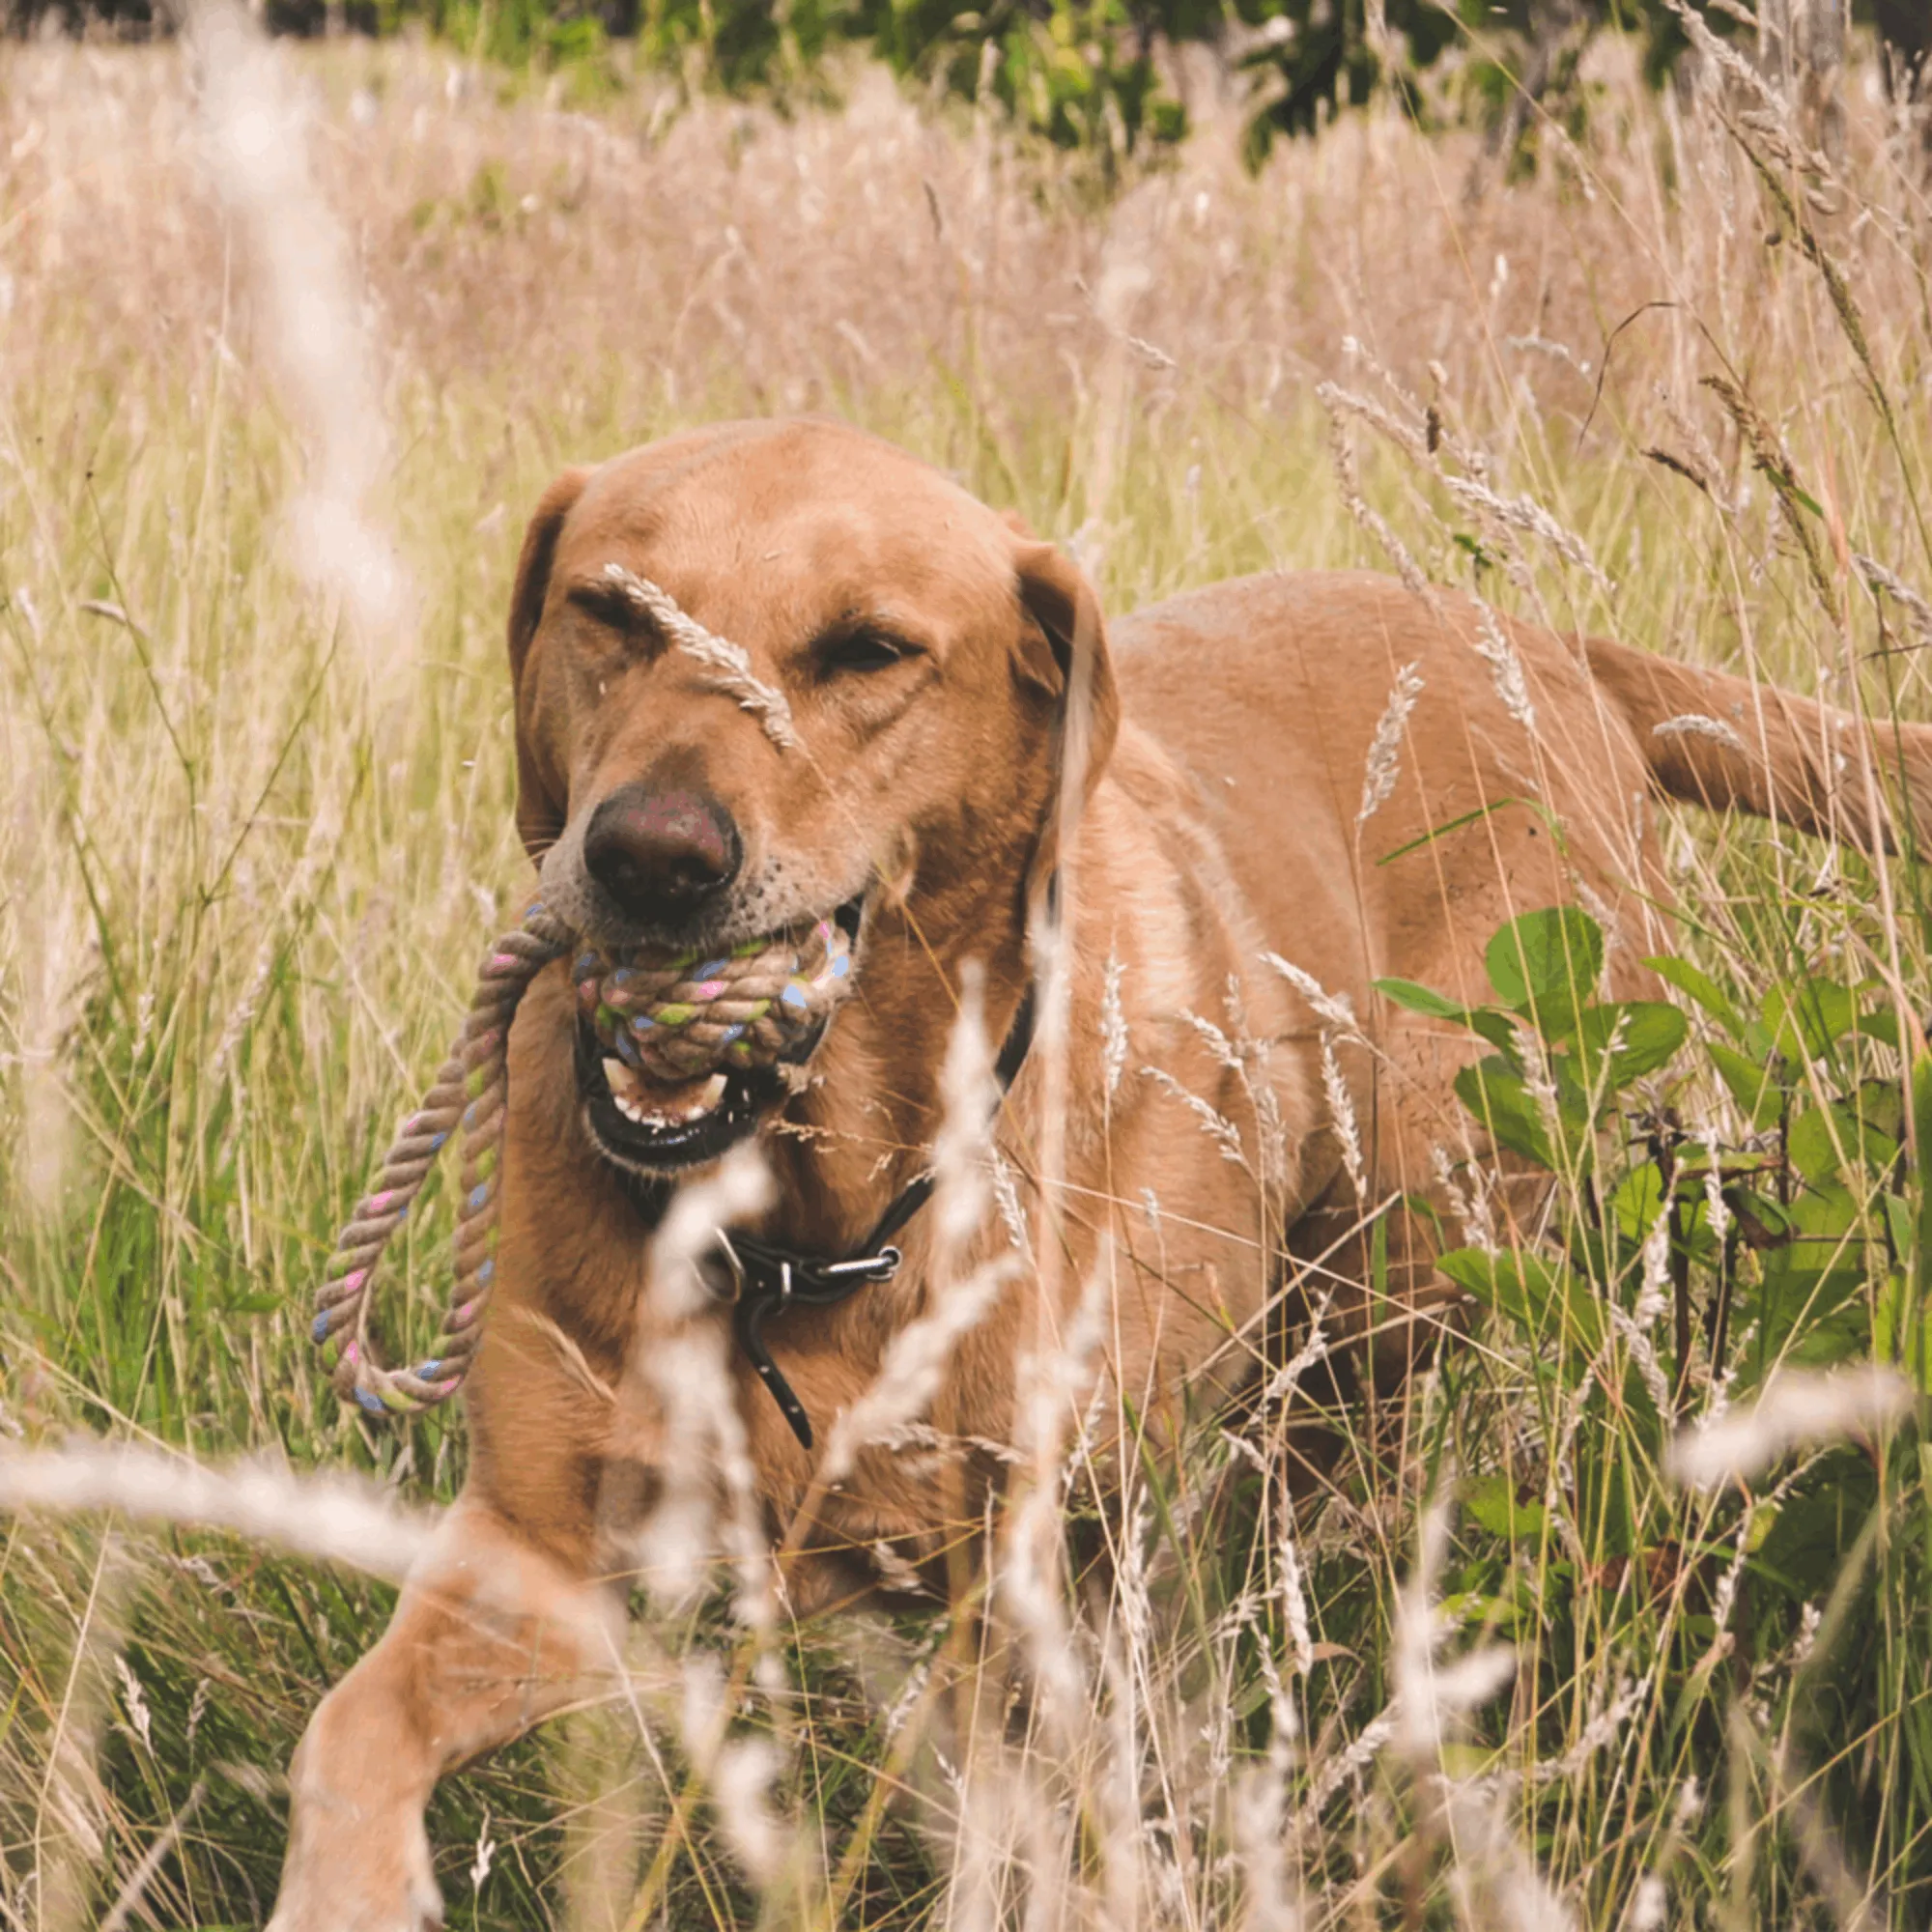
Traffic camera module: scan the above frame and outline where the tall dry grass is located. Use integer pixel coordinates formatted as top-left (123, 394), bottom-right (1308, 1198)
top-left (2, 20), bottom-right (1931, 1928)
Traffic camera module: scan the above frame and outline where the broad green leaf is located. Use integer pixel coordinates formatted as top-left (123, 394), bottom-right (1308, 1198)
top-left (1642, 953), bottom-right (1744, 1037)
top-left (1853, 1079), bottom-right (1906, 1143)
top-left (1766, 1293), bottom-right (1869, 1371)
top-left (1485, 907), bottom-right (1605, 1032)
top-left (1439, 1587), bottom-right (1537, 1637)
top-left (1453, 1058), bottom-right (1555, 1169)
top-left (1757, 1184), bottom-right (1870, 1366)
top-left (1883, 1190), bottom-right (1915, 1262)
top-left (1375, 977), bottom-right (1469, 1022)
top-left (1564, 1222), bottom-right (1620, 1287)
top-left (1852, 1008), bottom-right (1902, 1049)
top-left (1787, 1109), bottom-right (1842, 1185)
top-left (1707, 1038), bottom-right (1783, 1130)
top-left (1788, 1102), bottom-right (1900, 1186)
top-left (1876, 1261), bottom-right (1932, 1393)
top-left (1752, 1450), bottom-right (1880, 1599)
top-left (1467, 1008), bottom-right (1524, 1057)
top-left (1575, 1001), bottom-right (1689, 1092)
top-left (1611, 1161), bottom-right (1665, 1242)
top-left (1464, 1472), bottom-right (1548, 1544)
top-left (1770, 1180), bottom-right (1863, 1256)
top-left (1761, 980), bottom-right (1858, 1061)
top-left (1439, 1244), bottom-right (1605, 1357)
top-left (1373, 979), bottom-right (1535, 1060)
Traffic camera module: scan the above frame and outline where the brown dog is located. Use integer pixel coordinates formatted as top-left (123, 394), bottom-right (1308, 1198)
top-left (268, 417), bottom-right (1931, 1930)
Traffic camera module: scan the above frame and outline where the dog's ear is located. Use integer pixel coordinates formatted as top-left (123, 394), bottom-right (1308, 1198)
top-left (1010, 536), bottom-right (1121, 899)
top-left (508, 467), bottom-right (589, 693)
top-left (507, 467), bottom-right (589, 859)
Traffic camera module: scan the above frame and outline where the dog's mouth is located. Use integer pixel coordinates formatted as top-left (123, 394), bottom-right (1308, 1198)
top-left (575, 1034), bottom-right (799, 1171)
top-left (573, 894), bottom-right (864, 1173)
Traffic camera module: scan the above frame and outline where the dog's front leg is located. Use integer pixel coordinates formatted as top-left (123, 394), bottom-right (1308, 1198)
top-left (268, 1497), bottom-right (615, 1932)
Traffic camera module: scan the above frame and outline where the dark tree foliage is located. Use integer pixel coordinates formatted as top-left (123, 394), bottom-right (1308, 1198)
top-left (11, 0), bottom-right (1928, 164)
top-left (1872, 0), bottom-right (1931, 99)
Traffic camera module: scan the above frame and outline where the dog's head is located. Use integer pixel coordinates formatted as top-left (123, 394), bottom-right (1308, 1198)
top-left (506, 418), bottom-right (1119, 1177)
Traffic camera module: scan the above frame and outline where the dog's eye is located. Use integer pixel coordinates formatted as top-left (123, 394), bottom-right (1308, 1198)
top-left (568, 584), bottom-right (650, 639)
top-left (819, 630), bottom-right (914, 675)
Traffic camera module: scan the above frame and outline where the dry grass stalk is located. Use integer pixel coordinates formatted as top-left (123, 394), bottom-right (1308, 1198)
top-left (1700, 373), bottom-right (1840, 617)
top-left (1141, 1063), bottom-right (1249, 1168)
top-left (1856, 552), bottom-right (1932, 647)
top-left (1652, 711), bottom-right (1752, 754)
top-left (1441, 476), bottom-right (1612, 596)
top-left (187, 0), bottom-right (409, 651)
top-left (1357, 661), bottom-right (1426, 827)
top-left (1100, 951), bottom-right (1129, 1096)
top-left (0, 1444), bottom-right (431, 1580)
top-left (98, 1778), bottom-right (206, 1932)
top-left (1472, 601), bottom-right (1539, 733)
top-left (1320, 400), bottom-right (1431, 597)
top-left (1666, 1365), bottom-right (1915, 1489)
top-left (820, 971), bottom-right (1011, 1487)
top-left (627, 1146), bottom-right (776, 1617)
top-left (602, 561), bottom-right (800, 750)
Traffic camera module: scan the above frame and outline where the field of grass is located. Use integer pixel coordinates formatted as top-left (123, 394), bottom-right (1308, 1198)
top-left (3, 15), bottom-right (1932, 1928)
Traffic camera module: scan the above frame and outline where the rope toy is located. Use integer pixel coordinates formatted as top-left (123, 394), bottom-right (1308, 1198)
top-left (576, 916), bottom-right (851, 1084)
top-left (311, 902), bottom-right (855, 1419)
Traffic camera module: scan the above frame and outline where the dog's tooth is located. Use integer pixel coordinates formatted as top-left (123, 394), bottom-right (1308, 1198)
top-left (600, 1060), bottom-right (728, 1135)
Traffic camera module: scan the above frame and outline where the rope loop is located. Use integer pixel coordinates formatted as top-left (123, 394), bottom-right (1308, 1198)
top-left (313, 901), bottom-right (574, 1418)
top-left (310, 900), bottom-right (856, 1419)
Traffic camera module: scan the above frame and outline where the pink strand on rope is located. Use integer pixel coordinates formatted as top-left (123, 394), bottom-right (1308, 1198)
top-left (310, 899), bottom-right (856, 1421)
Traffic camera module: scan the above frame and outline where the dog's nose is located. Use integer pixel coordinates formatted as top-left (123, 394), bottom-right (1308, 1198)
top-left (582, 783), bottom-right (741, 921)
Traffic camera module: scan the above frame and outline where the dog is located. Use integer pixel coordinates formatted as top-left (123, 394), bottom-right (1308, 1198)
top-left (267, 416), bottom-right (1932, 1930)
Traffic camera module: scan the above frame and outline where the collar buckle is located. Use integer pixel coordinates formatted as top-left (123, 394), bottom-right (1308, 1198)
top-left (816, 1246), bottom-right (902, 1286)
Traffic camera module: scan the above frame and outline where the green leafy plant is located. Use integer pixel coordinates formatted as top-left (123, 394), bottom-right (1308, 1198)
top-left (1382, 904), bottom-right (1929, 1900)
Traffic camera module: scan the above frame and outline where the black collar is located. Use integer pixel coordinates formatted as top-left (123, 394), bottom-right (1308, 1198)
top-left (713, 980), bottom-right (1037, 1449)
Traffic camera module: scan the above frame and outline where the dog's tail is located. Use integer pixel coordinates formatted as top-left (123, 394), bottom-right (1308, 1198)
top-left (1586, 633), bottom-right (1932, 855)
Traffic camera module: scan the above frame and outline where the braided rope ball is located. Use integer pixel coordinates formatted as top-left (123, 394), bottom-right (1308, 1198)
top-left (310, 902), bottom-right (856, 1419)
top-left (574, 916), bottom-right (853, 1084)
